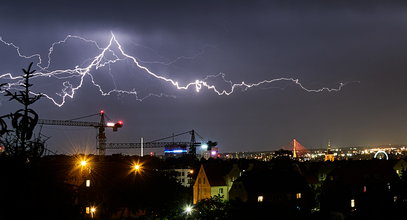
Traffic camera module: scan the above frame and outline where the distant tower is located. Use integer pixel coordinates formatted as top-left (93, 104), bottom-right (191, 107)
top-left (324, 140), bottom-right (335, 162)
top-left (293, 139), bottom-right (297, 158)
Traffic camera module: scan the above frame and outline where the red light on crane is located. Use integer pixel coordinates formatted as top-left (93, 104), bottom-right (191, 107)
top-left (112, 120), bottom-right (124, 132)
top-left (100, 110), bottom-right (105, 115)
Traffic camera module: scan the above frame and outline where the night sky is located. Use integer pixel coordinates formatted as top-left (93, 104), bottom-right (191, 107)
top-left (1, 0), bottom-right (407, 154)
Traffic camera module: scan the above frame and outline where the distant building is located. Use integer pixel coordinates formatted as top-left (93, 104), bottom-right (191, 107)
top-left (193, 163), bottom-right (240, 204)
top-left (324, 140), bottom-right (335, 162)
top-left (324, 153), bottom-right (335, 162)
top-left (165, 168), bottom-right (194, 187)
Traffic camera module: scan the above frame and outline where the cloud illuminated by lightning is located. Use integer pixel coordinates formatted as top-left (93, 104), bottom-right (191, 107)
top-left (0, 32), bottom-right (348, 107)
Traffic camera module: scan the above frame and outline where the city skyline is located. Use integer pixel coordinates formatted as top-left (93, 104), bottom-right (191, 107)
top-left (1, 1), bottom-right (407, 154)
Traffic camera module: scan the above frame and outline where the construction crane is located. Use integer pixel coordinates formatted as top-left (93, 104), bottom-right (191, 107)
top-left (106, 129), bottom-right (215, 156)
top-left (38, 110), bottom-right (123, 155)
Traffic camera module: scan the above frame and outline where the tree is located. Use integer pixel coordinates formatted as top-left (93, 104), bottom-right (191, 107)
top-left (192, 195), bottom-right (230, 220)
top-left (0, 62), bottom-right (44, 158)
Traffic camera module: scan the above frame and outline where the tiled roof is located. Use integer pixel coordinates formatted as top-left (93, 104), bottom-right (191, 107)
top-left (201, 161), bottom-right (235, 186)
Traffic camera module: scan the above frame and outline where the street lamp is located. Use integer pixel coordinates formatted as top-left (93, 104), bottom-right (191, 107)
top-left (134, 164), bottom-right (141, 171)
top-left (76, 155), bottom-right (90, 169)
top-left (184, 205), bottom-right (193, 215)
top-left (77, 156), bottom-right (91, 175)
top-left (80, 160), bottom-right (87, 167)
top-left (131, 162), bottom-right (143, 174)
top-left (90, 206), bottom-right (96, 218)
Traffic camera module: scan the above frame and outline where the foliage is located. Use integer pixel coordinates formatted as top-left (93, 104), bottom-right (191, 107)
top-left (192, 195), bottom-right (230, 220)
top-left (0, 62), bottom-right (44, 158)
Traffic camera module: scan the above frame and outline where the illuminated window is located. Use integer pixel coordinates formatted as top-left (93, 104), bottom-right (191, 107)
top-left (363, 186), bottom-right (366, 193)
top-left (258, 195), bottom-right (264, 202)
top-left (351, 199), bottom-right (355, 208)
top-left (86, 207), bottom-right (90, 214)
top-left (296, 193), bottom-right (301, 199)
top-left (86, 179), bottom-right (90, 187)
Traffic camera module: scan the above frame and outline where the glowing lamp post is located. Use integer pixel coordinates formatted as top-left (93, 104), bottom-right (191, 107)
top-left (131, 162), bottom-right (143, 185)
top-left (80, 160), bottom-right (87, 167)
top-left (132, 162), bottom-right (143, 175)
top-left (86, 206), bottom-right (96, 218)
top-left (77, 157), bottom-right (91, 175)
top-left (184, 205), bottom-right (193, 215)
top-left (90, 206), bottom-right (96, 218)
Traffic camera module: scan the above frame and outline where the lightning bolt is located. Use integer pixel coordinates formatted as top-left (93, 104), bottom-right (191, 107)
top-left (136, 45), bottom-right (213, 66)
top-left (0, 32), bottom-right (349, 107)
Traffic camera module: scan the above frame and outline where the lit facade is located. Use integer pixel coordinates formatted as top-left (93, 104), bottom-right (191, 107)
top-left (172, 168), bottom-right (193, 187)
top-left (193, 164), bottom-right (240, 204)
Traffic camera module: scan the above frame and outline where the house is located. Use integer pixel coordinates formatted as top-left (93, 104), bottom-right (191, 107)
top-left (229, 167), bottom-right (312, 207)
top-left (193, 162), bottom-right (240, 204)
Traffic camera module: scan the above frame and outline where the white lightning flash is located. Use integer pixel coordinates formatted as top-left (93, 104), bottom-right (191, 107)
top-left (0, 33), bottom-right (347, 107)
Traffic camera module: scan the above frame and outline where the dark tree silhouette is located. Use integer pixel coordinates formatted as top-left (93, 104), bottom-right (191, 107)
top-left (0, 62), bottom-right (44, 158)
top-left (192, 195), bottom-right (230, 220)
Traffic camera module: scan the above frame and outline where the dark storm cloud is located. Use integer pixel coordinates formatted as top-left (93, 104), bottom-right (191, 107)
top-left (1, 0), bottom-right (407, 153)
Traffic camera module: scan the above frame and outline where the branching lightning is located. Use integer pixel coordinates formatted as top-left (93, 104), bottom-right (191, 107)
top-left (0, 33), bottom-right (348, 107)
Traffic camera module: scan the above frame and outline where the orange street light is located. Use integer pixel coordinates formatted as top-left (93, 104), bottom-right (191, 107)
top-left (80, 160), bottom-right (87, 167)
top-left (75, 155), bottom-right (92, 174)
top-left (90, 206), bottom-right (96, 218)
top-left (131, 162), bottom-right (143, 174)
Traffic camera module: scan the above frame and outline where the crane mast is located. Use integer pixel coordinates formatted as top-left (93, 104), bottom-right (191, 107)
top-left (98, 111), bottom-right (106, 156)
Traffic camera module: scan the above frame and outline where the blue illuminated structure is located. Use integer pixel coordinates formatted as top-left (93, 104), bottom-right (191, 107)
top-left (164, 144), bottom-right (188, 158)
top-left (164, 149), bottom-right (188, 153)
